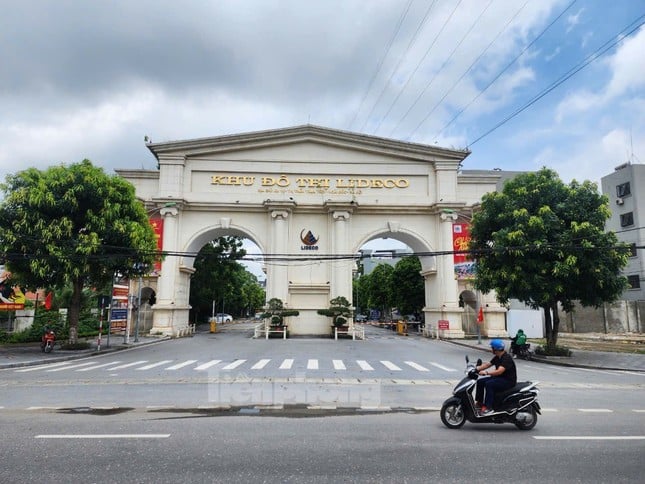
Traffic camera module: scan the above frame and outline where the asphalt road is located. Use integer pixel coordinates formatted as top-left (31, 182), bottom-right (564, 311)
top-left (1, 323), bottom-right (643, 483)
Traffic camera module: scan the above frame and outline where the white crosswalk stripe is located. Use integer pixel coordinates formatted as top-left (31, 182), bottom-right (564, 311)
top-left (405, 361), bottom-right (429, 372)
top-left (77, 361), bottom-right (123, 372)
top-left (333, 359), bottom-right (346, 370)
top-left (429, 362), bottom-right (457, 372)
top-left (380, 360), bottom-right (402, 371)
top-left (194, 360), bottom-right (221, 371)
top-left (136, 360), bottom-right (173, 370)
top-left (357, 360), bottom-right (374, 371)
top-left (307, 359), bottom-right (319, 370)
top-left (46, 362), bottom-right (97, 372)
top-left (279, 359), bottom-right (294, 369)
top-left (251, 359), bottom-right (271, 370)
top-left (109, 361), bottom-right (149, 371)
top-left (166, 360), bottom-right (197, 370)
top-left (221, 359), bottom-right (246, 370)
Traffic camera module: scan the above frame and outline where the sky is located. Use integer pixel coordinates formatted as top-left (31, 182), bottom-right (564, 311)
top-left (1, 0), bottom-right (644, 276)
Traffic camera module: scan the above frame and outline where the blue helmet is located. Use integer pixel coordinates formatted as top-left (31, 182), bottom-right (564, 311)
top-left (490, 339), bottom-right (505, 351)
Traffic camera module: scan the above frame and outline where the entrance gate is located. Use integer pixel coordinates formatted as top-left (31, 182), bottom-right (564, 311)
top-left (116, 125), bottom-right (507, 338)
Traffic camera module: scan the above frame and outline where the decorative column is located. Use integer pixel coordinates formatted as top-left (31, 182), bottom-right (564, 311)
top-left (331, 210), bottom-right (351, 299)
top-left (150, 205), bottom-right (180, 335)
top-left (436, 210), bottom-right (465, 338)
top-left (269, 210), bottom-right (290, 303)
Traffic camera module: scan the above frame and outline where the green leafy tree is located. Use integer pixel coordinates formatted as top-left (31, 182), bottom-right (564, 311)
top-left (317, 296), bottom-right (353, 327)
top-left (391, 256), bottom-right (424, 315)
top-left (0, 160), bottom-right (158, 344)
top-left (469, 168), bottom-right (629, 350)
top-left (189, 237), bottom-right (246, 321)
top-left (260, 297), bottom-right (299, 327)
top-left (367, 263), bottom-right (394, 320)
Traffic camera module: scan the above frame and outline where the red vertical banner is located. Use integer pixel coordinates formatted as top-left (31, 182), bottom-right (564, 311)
top-left (150, 218), bottom-right (164, 275)
top-left (452, 223), bottom-right (475, 279)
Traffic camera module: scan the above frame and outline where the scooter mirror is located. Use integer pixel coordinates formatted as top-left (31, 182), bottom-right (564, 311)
top-left (465, 355), bottom-right (469, 364)
top-left (476, 358), bottom-right (482, 366)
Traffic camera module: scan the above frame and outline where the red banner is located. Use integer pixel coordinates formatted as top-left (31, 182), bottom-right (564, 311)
top-left (452, 223), bottom-right (475, 279)
top-left (150, 218), bottom-right (164, 275)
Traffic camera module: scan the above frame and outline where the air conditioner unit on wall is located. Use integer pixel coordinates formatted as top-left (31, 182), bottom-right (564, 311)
top-left (616, 198), bottom-right (624, 205)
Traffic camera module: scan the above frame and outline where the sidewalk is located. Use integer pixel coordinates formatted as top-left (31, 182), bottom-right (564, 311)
top-left (445, 337), bottom-right (645, 372)
top-left (0, 335), bottom-right (169, 370)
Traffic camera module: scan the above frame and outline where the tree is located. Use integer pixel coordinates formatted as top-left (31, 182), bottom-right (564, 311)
top-left (188, 237), bottom-right (247, 321)
top-left (391, 256), bottom-right (424, 315)
top-left (468, 168), bottom-right (629, 350)
top-left (0, 160), bottom-right (158, 344)
top-left (260, 298), bottom-right (299, 327)
top-left (317, 296), bottom-right (352, 327)
top-left (366, 264), bottom-right (394, 320)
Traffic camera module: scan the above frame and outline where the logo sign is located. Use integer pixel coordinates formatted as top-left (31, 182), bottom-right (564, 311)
top-left (300, 230), bottom-right (319, 251)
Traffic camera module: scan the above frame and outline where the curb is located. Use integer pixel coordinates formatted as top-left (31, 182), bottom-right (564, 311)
top-left (442, 339), bottom-right (644, 373)
top-left (0, 337), bottom-right (171, 370)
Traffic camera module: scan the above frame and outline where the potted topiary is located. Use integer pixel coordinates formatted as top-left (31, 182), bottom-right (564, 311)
top-left (260, 297), bottom-right (299, 338)
top-left (318, 296), bottom-right (353, 336)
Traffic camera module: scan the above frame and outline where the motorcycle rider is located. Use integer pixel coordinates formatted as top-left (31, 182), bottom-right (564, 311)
top-left (510, 329), bottom-right (527, 358)
top-left (475, 339), bottom-right (517, 415)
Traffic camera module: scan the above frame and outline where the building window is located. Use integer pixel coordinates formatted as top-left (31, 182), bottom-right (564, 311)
top-left (616, 182), bottom-right (631, 198)
top-left (627, 275), bottom-right (640, 289)
top-left (620, 212), bottom-right (634, 227)
top-left (629, 243), bottom-right (637, 257)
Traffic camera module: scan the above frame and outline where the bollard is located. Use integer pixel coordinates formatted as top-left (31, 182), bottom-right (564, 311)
top-left (210, 320), bottom-right (217, 333)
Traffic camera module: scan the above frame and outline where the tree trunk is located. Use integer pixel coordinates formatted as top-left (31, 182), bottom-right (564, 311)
top-left (551, 301), bottom-right (560, 348)
top-left (68, 278), bottom-right (83, 344)
top-left (543, 303), bottom-right (554, 350)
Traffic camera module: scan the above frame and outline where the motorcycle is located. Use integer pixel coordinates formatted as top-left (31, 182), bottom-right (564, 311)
top-left (440, 356), bottom-right (541, 430)
top-left (40, 328), bottom-right (56, 353)
top-left (511, 341), bottom-right (534, 360)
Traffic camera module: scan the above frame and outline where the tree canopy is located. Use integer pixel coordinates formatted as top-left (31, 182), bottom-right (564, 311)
top-left (189, 236), bottom-right (265, 322)
top-left (468, 168), bottom-right (629, 349)
top-left (0, 159), bottom-right (158, 343)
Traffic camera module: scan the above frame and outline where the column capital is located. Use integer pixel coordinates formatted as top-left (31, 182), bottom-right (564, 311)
top-left (440, 210), bottom-right (458, 222)
top-left (271, 210), bottom-right (290, 220)
top-left (332, 210), bottom-right (351, 221)
top-left (160, 206), bottom-right (178, 217)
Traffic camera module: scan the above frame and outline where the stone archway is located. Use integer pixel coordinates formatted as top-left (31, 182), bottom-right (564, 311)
top-left (116, 125), bottom-right (508, 338)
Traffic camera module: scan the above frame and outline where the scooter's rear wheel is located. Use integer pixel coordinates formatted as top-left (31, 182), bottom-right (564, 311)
top-left (514, 405), bottom-right (538, 430)
top-left (440, 401), bottom-right (466, 429)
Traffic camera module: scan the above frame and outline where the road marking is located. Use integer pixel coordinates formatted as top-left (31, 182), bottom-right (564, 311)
top-left (307, 359), bottom-right (319, 370)
top-left (357, 360), bottom-right (374, 371)
top-left (35, 434), bottom-right (170, 439)
top-left (15, 362), bottom-right (74, 372)
top-left (534, 436), bottom-right (645, 441)
top-left (632, 409), bottom-right (645, 413)
top-left (279, 359), bottom-right (294, 369)
top-left (429, 362), bottom-right (456, 372)
top-left (333, 359), bottom-right (346, 370)
top-left (108, 361), bottom-right (149, 370)
top-left (194, 360), bottom-right (221, 371)
top-left (577, 408), bottom-right (613, 413)
top-left (251, 359), bottom-right (271, 370)
top-left (380, 361), bottom-right (402, 371)
top-left (221, 359), bottom-right (246, 370)
top-left (166, 360), bottom-right (197, 370)
top-left (136, 360), bottom-right (174, 370)
top-left (405, 361), bottom-right (429, 372)
top-left (46, 362), bottom-right (97, 372)
top-left (619, 371), bottom-right (645, 377)
top-left (76, 361), bottom-right (123, 372)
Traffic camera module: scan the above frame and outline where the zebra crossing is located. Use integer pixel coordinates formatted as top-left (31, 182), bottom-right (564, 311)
top-left (15, 357), bottom-right (461, 374)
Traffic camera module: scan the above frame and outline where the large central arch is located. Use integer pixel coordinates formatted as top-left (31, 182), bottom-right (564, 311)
top-left (116, 125), bottom-right (508, 338)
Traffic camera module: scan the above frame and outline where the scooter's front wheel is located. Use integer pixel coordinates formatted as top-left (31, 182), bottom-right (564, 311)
top-left (44, 342), bottom-right (53, 353)
top-left (440, 401), bottom-right (466, 429)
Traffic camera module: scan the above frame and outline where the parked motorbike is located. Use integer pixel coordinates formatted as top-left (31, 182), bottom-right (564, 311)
top-left (40, 328), bottom-right (56, 353)
top-left (440, 356), bottom-right (541, 430)
top-left (511, 342), bottom-right (534, 360)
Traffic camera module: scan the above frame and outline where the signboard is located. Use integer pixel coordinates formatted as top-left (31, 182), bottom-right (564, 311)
top-left (452, 223), bottom-right (475, 279)
top-left (0, 303), bottom-right (25, 311)
top-left (438, 320), bottom-right (450, 330)
top-left (110, 281), bottom-right (130, 333)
